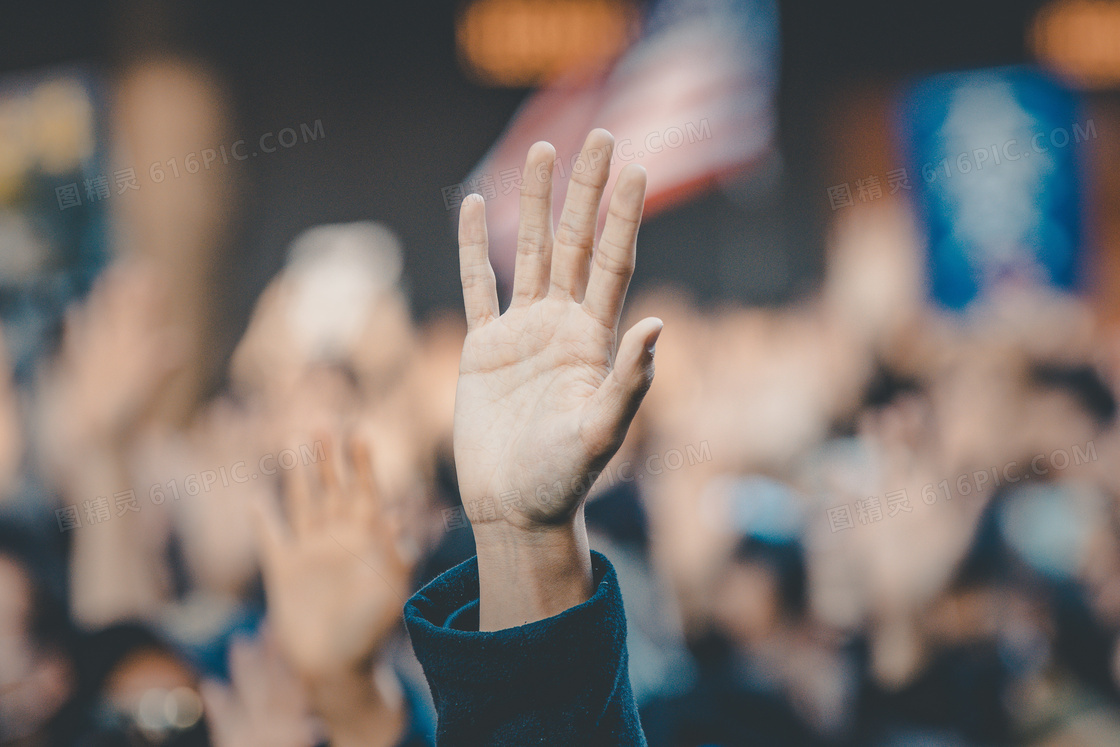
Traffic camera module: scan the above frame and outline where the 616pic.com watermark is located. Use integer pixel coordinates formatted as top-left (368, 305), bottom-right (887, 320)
top-left (55, 119), bottom-right (326, 211)
top-left (827, 119), bottom-right (1098, 211)
top-left (441, 441), bottom-right (713, 531)
top-left (825, 440), bottom-right (1098, 533)
top-left (441, 119), bottom-right (713, 211)
top-left (54, 441), bottom-right (326, 532)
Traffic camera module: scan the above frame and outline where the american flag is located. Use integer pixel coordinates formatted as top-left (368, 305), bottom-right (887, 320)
top-left (460, 0), bottom-right (781, 286)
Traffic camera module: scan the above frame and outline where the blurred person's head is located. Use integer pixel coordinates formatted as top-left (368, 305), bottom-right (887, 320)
top-left (705, 477), bottom-right (809, 645)
top-left (80, 622), bottom-right (207, 747)
top-left (0, 522), bottom-right (76, 744)
top-left (1029, 362), bottom-right (1117, 429)
top-left (712, 535), bottom-right (807, 647)
top-left (850, 365), bottom-right (928, 446)
top-left (230, 221), bottom-right (414, 408)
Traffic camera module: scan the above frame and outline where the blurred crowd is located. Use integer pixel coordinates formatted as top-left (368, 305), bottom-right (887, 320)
top-left (4, 201), bottom-right (1120, 747)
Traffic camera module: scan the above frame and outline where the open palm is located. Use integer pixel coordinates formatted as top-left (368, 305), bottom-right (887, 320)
top-left (252, 437), bottom-right (411, 681)
top-left (454, 129), bottom-right (662, 531)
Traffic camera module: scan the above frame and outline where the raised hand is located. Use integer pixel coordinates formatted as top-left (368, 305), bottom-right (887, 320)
top-left (46, 263), bottom-right (185, 626)
top-left (452, 129), bottom-right (662, 628)
top-left (251, 436), bottom-right (412, 681)
top-left (455, 129), bottom-right (661, 525)
top-left (38, 261), bottom-right (183, 481)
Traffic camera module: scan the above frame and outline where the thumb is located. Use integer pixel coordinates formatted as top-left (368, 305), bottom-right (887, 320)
top-left (586, 317), bottom-right (663, 449)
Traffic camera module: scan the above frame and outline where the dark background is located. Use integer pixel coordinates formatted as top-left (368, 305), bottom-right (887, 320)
top-left (0, 0), bottom-right (1047, 323)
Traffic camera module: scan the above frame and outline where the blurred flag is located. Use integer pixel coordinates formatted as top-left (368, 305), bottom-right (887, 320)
top-left (896, 66), bottom-right (1088, 310)
top-left (459, 0), bottom-right (780, 286)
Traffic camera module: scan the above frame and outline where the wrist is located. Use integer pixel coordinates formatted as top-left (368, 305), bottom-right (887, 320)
top-left (304, 662), bottom-right (406, 747)
top-left (473, 511), bottom-right (594, 631)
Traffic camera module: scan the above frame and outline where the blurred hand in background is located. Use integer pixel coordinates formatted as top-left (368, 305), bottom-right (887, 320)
top-left (252, 435), bottom-right (412, 747)
top-left (37, 260), bottom-right (184, 490)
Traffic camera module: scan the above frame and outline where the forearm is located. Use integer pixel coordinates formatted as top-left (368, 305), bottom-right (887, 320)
top-left (305, 663), bottom-right (406, 747)
top-left (67, 450), bottom-right (168, 626)
top-left (472, 509), bottom-right (594, 631)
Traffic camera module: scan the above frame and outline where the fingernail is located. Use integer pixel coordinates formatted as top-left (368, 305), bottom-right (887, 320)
top-left (646, 319), bottom-right (663, 355)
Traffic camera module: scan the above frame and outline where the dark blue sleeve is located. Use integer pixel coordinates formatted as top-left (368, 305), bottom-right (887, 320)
top-left (403, 549), bottom-right (647, 746)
